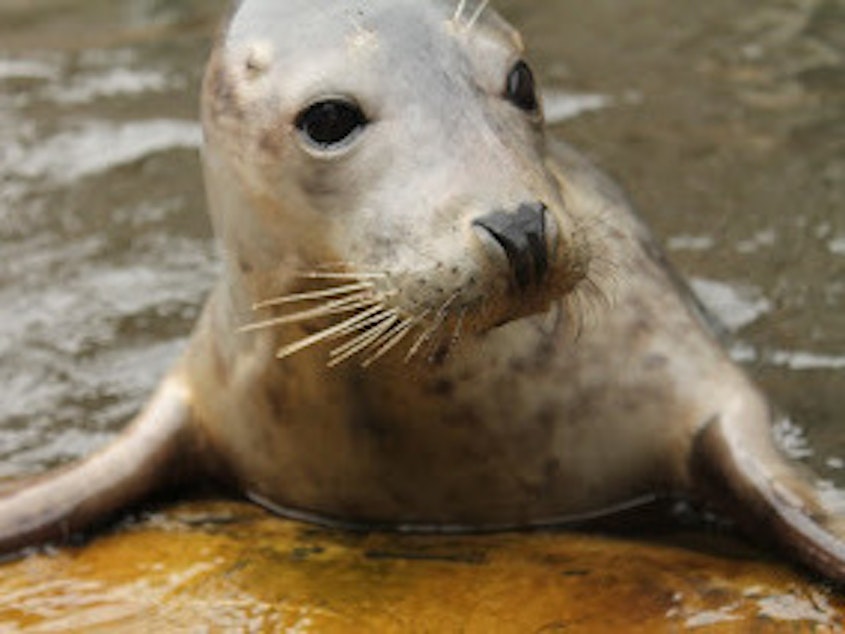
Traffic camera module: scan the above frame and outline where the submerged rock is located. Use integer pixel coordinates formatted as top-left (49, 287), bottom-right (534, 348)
top-left (0, 501), bottom-right (840, 632)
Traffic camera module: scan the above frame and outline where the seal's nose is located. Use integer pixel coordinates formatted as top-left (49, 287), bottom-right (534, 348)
top-left (473, 202), bottom-right (551, 291)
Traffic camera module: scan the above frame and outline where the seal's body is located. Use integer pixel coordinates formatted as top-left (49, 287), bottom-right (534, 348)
top-left (1, 0), bottom-right (843, 583)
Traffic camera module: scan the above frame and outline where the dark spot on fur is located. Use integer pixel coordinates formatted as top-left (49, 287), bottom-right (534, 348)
top-left (354, 411), bottom-right (392, 441)
top-left (238, 256), bottom-right (254, 274)
top-left (544, 457), bottom-right (561, 481)
top-left (509, 357), bottom-right (527, 373)
top-left (430, 379), bottom-right (454, 396)
top-left (430, 343), bottom-right (451, 366)
top-left (347, 377), bottom-right (394, 442)
top-left (535, 405), bottom-right (557, 433)
top-left (206, 59), bottom-right (243, 120)
top-left (299, 162), bottom-right (348, 201)
top-left (259, 126), bottom-right (287, 155)
top-left (265, 387), bottom-right (287, 423)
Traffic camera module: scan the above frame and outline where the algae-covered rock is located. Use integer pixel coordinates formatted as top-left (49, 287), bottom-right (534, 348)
top-left (0, 501), bottom-right (841, 632)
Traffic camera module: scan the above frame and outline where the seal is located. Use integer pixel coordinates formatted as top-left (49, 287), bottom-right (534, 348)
top-left (1, 0), bottom-right (843, 583)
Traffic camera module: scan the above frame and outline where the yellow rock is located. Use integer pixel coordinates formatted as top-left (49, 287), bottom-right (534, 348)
top-left (0, 501), bottom-right (841, 633)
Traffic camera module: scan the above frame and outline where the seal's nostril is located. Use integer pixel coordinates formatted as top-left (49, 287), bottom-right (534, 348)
top-left (473, 202), bottom-right (549, 290)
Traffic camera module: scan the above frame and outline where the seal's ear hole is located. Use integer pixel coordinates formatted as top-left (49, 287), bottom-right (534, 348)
top-left (295, 99), bottom-right (368, 150)
top-left (504, 60), bottom-right (539, 114)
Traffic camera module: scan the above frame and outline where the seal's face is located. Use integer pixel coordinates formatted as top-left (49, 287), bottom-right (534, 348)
top-left (202, 0), bottom-right (590, 364)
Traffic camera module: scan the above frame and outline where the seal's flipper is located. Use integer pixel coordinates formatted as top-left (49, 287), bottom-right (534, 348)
top-left (691, 417), bottom-right (845, 585)
top-left (0, 375), bottom-right (199, 556)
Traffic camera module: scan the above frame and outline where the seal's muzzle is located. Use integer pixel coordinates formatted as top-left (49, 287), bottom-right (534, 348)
top-left (473, 202), bottom-right (551, 291)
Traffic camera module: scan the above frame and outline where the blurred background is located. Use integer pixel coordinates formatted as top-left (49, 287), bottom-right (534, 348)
top-left (0, 0), bottom-right (842, 498)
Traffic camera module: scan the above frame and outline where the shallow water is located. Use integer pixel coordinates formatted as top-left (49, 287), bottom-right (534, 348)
top-left (0, 0), bottom-right (842, 495)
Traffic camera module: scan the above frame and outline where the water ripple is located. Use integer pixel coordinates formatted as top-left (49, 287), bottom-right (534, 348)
top-left (13, 120), bottom-right (202, 183)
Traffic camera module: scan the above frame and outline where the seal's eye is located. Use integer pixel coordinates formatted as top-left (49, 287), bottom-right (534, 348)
top-left (295, 99), bottom-right (368, 150)
top-left (505, 60), bottom-right (539, 114)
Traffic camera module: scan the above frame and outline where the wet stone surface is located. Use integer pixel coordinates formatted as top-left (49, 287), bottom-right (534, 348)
top-left (0, 501), bottom-right (842, 633)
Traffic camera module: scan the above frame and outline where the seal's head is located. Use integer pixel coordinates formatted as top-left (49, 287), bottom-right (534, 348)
top-left (202, 0), bottom-right (590, 364)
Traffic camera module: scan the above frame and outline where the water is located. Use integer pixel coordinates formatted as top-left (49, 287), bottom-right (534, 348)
top-left (0, 0), bottom-right (224, 476)
top-left (0, 0), bottom-right (842, 490)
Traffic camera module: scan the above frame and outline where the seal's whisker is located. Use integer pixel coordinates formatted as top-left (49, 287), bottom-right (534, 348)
top-left (406, 327), bottom-right (433, 363)
top-left (569, 273), bottom-right (607, 323)
top-left (466, 0), bottom-right (490, 31)
top-left (362, 317), bottom-right (416, 368)
top-left (241, 293), bottom-right (376, 333)
top-left (329, 308), bottom-right (393, 346)
top-left (399, 310), bottom-right (432, 363)
top-left (253, 282), bottom-right (374, 310)
top-left (328, 312), bottom-right (399, 367)
top-left (424, 293), bottom-right (461, 363)
top-left (405, 294), bottom-right (457, 362)
top-left (353, 314), bottom-right (402, 364)
top-left (430, 292), bottom-right (460, 342)
top-left (330, 310), bottom-right (397, 358)
top-left (240, 292), bottom-right (377, 333)
top-left (276, 305), bottom-right (385, 359)
top-left (450, 306), bottom-right (468, 349)
top-left (425, 323), bottom-right (451, 364)
top-left (581, 274), bottom-right (613, 312)
top-left (586, 256), bottom-right (622, 308)
top-left (367, 314), bottom-right (408, 351)
top-left (453, 0), bottom-right (468, 23)
top-left (571, 215), bottom-right (623, 294)
top-left (328, 333), bottom-right (382, 368)
top-left (562, 292), bottom-right (585, 341)
top-left (566, 273), bottom-right (614, 342)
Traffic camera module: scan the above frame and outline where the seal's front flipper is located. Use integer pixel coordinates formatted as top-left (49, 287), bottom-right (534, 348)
top-left (691, 416), bottom-right (845, 585)
top-left (0, 374), bottom-right (200, 556)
